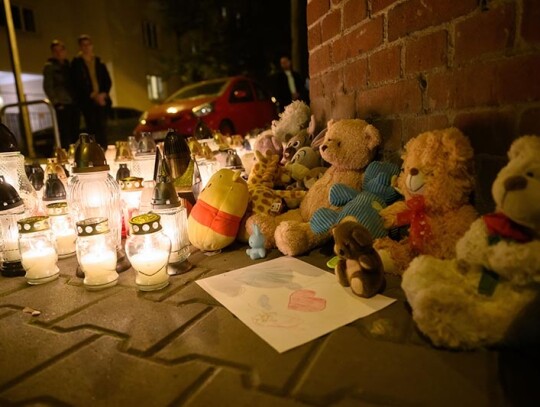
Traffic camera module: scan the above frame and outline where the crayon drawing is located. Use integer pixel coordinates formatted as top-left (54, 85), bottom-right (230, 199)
top-left (196, 256), bottom-right (395, 353)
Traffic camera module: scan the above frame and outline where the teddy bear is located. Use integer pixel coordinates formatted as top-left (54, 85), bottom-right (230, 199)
top-left (271, 100), bottom-right (311, 143)
top-left (332, 217), bottom-right (386, 298)
top-left (310, 161), bottom-right (401, 238)
top-left (247, 119), bottom-right (382, 255)
top-left (373, 127), bottom-right (478, 275)
top-left (401, 135), bottom-right (540, 349)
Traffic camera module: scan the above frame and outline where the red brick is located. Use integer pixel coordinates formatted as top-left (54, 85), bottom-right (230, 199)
top-left (372, 0), bottom-right (399, 14)
top-left (357, 79), bottom-right (423, 117)
top-left (454, 109), bottom-right (517, 156)
top-left (403, 114), bottom-right (450, 141)
top-left (331, 0), bottom-right (342, 5)
top-left (388, 0), bottom-right (477, 41)
top-left (427, 62), bottom-right (498, 110)
top-left (333, 92), bottom-right (357, 119)
top-left (343, 57), bottom-right (368, 91)
top-left (309, 44), bottom-right (332, 77)
top-left (405, 30), bottom-right (447, 73)
top-left (371, 117), bottom-right (403, 162)
top-left (309, 77), bottom-right (324, 98)
top-left (519, 107), bottom-right (540, 135)
top-left (308, 24), bottom-right (322, 51)
top-left (344, 0), bottom-right (368, 29)
top-left (331, 36), bottom-right (347, 64)
top-left (497, 54), bottom-right (540, 104)
top-left (522, 0), bottom-right (540, 44)
top-left (308, 0), bottom-right (331, 26)
top-left (322, 69), bottom-right (343, 95)
top-left (346, 16), bottom-right (384, 56)
top-left (369, 45), bottom-right (401, 84)
top-left (455, 3), bottom-right (515, 64)
top-left (321, 9), bottom-right (342, 42)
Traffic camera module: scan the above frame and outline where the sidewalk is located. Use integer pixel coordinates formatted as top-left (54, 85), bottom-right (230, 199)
top-left (0, 242), bottom-right (538, 406)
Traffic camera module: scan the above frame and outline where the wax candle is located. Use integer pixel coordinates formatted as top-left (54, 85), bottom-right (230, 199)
top-left (79, 250), bottom-right (118, 289)
top-left (3, 240), bottom-right (20, 262)
top-left (55, 230), bottom-right (77, 258)
top-left (21, 246), bottom-right (59, 284)
top-left (129, 249), bottom-right (170, 291)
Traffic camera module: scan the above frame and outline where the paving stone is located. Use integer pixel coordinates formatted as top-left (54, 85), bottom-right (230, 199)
top-left (163, 277), bottom-right (222, 307)
top-left (292, 326), bottom-right (505, 407)
top-left (1, 335), bottom-right (211, 406)
top-left (0, 275), bottom-right (28, 296)
top-left (140, 266), bottom-right (209, 303)
top-left (154, 306), bottom-right (317, 390)
top-left (0, 312), bottom-right (96, 389)
top-left (182, 368), bottom-right (313, 407)
top-left (0, 277), bottom-right (123, 324)
top-left (54, 289), bottom-right (210, 354)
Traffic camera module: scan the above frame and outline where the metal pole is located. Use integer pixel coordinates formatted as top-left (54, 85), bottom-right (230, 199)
top-left (3, 0), bottom-right (35, 157)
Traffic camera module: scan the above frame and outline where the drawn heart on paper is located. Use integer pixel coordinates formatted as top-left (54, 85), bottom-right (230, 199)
top-left (288, 289), bottom-right (326, 312)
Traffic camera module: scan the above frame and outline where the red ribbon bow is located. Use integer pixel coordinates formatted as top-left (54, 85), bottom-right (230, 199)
top-left (483, 212), bottom-right (533, 243)
top-left (396, 195), bottom-right (432, 252)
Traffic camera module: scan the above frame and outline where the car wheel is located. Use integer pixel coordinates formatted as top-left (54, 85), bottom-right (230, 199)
top-left (219, 120), bottom-right (235, 135)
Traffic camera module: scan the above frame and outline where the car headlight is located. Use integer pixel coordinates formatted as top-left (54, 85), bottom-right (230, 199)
top-left (139, 111), bottom-right (148, 125)
top-left (192, 102), bottom-right (214, 117)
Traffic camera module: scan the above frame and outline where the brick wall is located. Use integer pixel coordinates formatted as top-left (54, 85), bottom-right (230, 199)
top-left (307, 0), bottom-right (540, 211)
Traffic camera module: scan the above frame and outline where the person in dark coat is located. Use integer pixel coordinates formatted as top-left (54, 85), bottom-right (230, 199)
top-left (270, 55), bottom-right (308, 112)
top-left (71, 35), bottom-right (112, 148)
top-left (43, 40), bottom-right (80, 148)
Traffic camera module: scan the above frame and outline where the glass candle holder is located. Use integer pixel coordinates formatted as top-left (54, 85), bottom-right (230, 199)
top-left (126, 213), bottom-right (171, 291)
top-left (17, 216), bottom-right (59, 285)
top-left (119, 177), bottom-right (144, 236)
top-left (0, 176), bottom-right (27, 277)
top-left (47, 202), bottom-right (77, 258)
top-left (76, 217), bottom-right (118, 290)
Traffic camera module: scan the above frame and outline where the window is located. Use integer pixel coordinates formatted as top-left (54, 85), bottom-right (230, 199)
top-left (146, 75), bottom-right (166, 101)
top-left (142, 20), bottom-right (158, 49)
top-left (0, 4), bottom-right (36, 32)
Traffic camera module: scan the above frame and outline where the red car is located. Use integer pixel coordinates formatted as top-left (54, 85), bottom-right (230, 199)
top-left (134, 76), bottom-right (278, 139)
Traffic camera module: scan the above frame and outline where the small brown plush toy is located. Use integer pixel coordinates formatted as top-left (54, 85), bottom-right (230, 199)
top-left (332, 217), bottom-right (386, 298)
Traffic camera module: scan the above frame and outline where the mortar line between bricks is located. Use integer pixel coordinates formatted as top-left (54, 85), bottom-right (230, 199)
top-left (166, 366), bottom-right (218, 407)
top-left (11, 395), bottom-right (74, 407)
top-left (0, 284), bottom-right (31, 298)
top-left (0, 334), bottom-right (101, 393)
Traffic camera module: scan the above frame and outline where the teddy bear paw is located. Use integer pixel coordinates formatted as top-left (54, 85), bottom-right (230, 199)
top-left (275, 221), bottom-right (310, 256)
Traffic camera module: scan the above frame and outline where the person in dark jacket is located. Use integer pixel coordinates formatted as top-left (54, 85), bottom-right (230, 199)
top-left (270, 55), bottom-right (309, 112)
top-left (71, 34), bottom-right (112, 148)
top-left (43, 40), bottom-right (80, 148)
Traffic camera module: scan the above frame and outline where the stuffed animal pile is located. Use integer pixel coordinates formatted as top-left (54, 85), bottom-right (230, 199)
top-left (374, 128), bottom-right (478, 274)
top-left (248, 119), bottom-right (382, 255)
top-left (402, 135), bottom-right (540, 349)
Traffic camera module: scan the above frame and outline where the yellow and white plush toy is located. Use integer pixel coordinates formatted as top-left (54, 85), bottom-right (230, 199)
top-left (402, 135), bottom-right (540, 349)
top-left (188, 169), bottom-right (249, 252)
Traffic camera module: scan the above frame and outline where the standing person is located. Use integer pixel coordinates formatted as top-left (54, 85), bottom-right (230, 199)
top-left (43, 40), bottom-right (80, 149)
top-left (71, 34), bottom-right (112, 148)
top-left (271, 54), bottom-right (308, 112)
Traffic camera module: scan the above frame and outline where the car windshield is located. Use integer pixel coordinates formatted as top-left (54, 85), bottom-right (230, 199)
top-left (165, 79), bottom-right (229, 102)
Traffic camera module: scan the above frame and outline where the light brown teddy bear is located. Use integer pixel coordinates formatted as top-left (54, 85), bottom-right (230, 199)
top-left (248, 119), bottom-right (382, 256)
top-left (374, 127), bottom-right (477, 275)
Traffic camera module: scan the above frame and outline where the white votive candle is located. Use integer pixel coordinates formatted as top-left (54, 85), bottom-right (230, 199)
top-left (55, 230), bottom-right (77, 258)
top-left (129, 249), bottom-right (169, 290)
top-left (80, 250), bottom-right (118, 289)
top-left (21, 246), bottom-right (59, 284)
top-left (3, 240), bottom-right (21, 262)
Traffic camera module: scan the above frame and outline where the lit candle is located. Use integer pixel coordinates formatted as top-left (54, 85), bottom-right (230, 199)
top-left (47, 202), bottom-right (77, 258)
top-left (55, 230), bottom-right (77, 258)
top-left (129, 250), bottom-right (170, 290)
top-left (76, 217), bottom-right (119, 290)
top-left (17, 216), bottom-right (59, 285)
top-left (126, 213), bottom-right (171, 291)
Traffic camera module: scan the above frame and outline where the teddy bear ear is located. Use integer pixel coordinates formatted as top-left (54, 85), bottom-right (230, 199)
top-left (508, 135), bottom-right (540, 161)
top-left (364, 124), bottom-right (382, 150)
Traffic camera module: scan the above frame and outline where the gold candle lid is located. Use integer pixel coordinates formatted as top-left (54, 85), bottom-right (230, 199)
top-left (129, 213), bottom-right (162, 235)
top-left (46, 202), bottom-right (69, 216)
top-left (18, 216), bottom-right (50, 233)
top-left (76, 217), bottom-right (110, 236)
top-left (119, 176), bottom-right (144, 191)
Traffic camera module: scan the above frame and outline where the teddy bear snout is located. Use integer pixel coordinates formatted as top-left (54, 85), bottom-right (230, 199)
top-left (504, 175), bottom-right (527, 192)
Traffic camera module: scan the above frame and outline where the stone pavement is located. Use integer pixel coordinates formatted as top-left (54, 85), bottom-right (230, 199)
top-left (1, 241), bottom-right (539, 407)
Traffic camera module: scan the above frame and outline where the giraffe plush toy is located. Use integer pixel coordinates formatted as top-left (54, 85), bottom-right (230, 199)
top-left (238, 150), bottom-right (306, 243)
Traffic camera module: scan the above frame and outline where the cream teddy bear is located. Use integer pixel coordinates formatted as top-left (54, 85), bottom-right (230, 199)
top-left (374, 128), bottom-right (478, 274)
top-left (247, 119), bottom-right (381, 256)
top-left (402, 135), bottom-right (540, 349)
